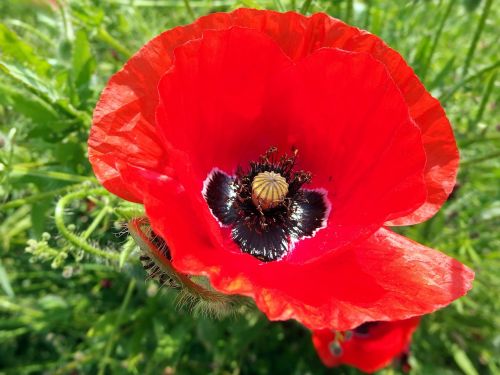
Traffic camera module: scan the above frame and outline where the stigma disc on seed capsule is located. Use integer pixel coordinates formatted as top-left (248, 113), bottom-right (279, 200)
top-left (251, 171), bottom-right (289, 210)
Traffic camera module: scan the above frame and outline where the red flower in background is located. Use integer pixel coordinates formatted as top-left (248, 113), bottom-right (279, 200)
top-left (312, 318), bottom-right (420, 373)
top-left (88, 9), bottom-right (473, 330)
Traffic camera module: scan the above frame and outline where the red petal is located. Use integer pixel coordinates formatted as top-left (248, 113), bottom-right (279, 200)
top-left (89, 34), bottom-right (170, 201)
top-left (116, 162), bottom-right (224, 255)
top-left (124, 158), bottom-right (473, 330)
top-left (156, 27), bottom-right (426, 262)
top-left (225, 9), bottom-right (459, 224)
top-left (89, 9), bottom-right (466, 331)
top-left (88, 16), bottom-right (211, 201)
top-left (312, 317), bottom-right (420, 372)
top-left (265, 48), bottom-right (427, 262)
top-left (90, 9), bottom-right (457, 220)
top-left (237, 228), bottom-right (473, 330)
top-left (155, 27), bottom-right (293, 186)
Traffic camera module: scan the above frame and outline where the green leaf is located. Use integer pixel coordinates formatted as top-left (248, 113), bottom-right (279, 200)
top-left (429, 56), bottom-right (456, 90)
top-left (0, 261), bottom-right (14, 297)
top-left (0, 60), bottom-right (56, 101)
top-left (452, 346), bottom-right (479, 375)
top-left (119, 237), bottom-right (136, 269)
top-left (71, 29), bottom-right (96, 104)
top-left (0, 23), bottom-right (51, 76)
top-left (463, 0), bottom-right (482, 12)
top-left (412, 34), bottom-right (431, 73)
top-left (0, 82), bottom-right (57, 122)
top-left (72, 4), bottom-right (105, 28)
top-left (0, 59), bottom-right (91, 124)
top-left (31, 200), bottom-right (52, 238)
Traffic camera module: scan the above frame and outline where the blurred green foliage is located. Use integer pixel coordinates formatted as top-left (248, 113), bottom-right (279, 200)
top-left (0, 0), bottom-right (499, 374)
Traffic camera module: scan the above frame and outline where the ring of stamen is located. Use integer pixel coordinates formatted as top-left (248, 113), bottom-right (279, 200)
top-left (203, 147), bottom-right (329, 262)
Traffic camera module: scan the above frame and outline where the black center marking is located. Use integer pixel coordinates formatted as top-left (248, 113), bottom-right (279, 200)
top-left (204, 167), bottom-right (329, 262)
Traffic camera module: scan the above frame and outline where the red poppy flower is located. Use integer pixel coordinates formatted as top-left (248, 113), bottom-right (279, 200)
top-left (88, 9), bottom-right (474, 330)
top-left (312, 317), bottom-right (420, 373)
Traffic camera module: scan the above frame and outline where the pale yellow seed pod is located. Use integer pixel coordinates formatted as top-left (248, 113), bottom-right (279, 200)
top-left (251, 171), bottom-right (289, 210)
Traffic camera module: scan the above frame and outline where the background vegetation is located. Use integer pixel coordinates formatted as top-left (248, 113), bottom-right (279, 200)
top-left (0, 0), bottom-right (498, 374)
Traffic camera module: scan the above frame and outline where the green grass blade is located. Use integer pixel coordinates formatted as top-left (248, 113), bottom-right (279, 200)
top-left (470, 69), bottom-right (498, 133)
top-left (300, 0), bottom-right (313, 14)
top-left (462, 0), bottom-right (494, 77)
top-left (420, 0), bottom-right (455, 80)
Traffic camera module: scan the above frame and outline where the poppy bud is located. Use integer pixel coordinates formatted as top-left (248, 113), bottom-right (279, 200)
top-left (329, 341), bottom-right (343, 357)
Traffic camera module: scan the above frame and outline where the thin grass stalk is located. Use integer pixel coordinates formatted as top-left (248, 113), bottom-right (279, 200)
top-left (462, 0), bottom-right (494, 77)
top-left (182, 0), bottom-right (196, 20)
top-left (421, 0), bottom-right (455, 80)
top-left (441, 60), bottom-right (500, 103)
top-left (97, 278), bottom-right (137, 375)
top-left (273, 0), bottom-right (285, 11)
top-left (345, 0), bottom-right (353, 24)
top-left (475, 70), bottom-right (498, 135)
top-left (300, 0), bottom-right (313, 14)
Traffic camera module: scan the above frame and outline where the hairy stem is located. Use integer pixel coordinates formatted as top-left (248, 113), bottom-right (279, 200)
top-left (55, 188), bottom-right (119, 261)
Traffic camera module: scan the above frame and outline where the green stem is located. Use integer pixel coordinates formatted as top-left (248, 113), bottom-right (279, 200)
top-left (300, 0), bottom-right (313, 14)
top-left (97, 27), bottom-right (133, 58)
top-left (0, 183), bottom-right (82, 210)
top-left (461, 151), bottom-right (500, 167)
top-left (119, 237), bottom-right (137, 269)
top-left (82, 206), bottom-right (111, 240)
top-left (273, 0), bottom-right (285, 11)
top-left (11, 167), bottom-right (96, 183)
top-left (462, 0), bottom-right (493, 77)
top-left (55, 0), bottom-right (74, 41)
top-left (345, 0), bottom-right (353, 24)
top-left (421, 0), bottom-right (455, 80)
top-left (363, 0), bottom-right (372, 29)
top-left (0, 299), bottom-right (42, 316)
top-left (0, 259), bottom-right (14, 297)
top-left (440, 60), bottom-right (500, 103)
top-left (55, 188), bottom-right (119, 261)
top-left (0, 65), bottom-right (89, 125)
top-left (7, 20), bottom-right (55, 46)
top-left (182, 0), bottom-right (196, 20)
top-left (460, 135), bottom-right (500, 148)
top-left (474, 70), bottom-right (498, 135)
top-left (97, 279), bottom-right (136, 375)
top-left (3, 362), bottom-right (61, 374)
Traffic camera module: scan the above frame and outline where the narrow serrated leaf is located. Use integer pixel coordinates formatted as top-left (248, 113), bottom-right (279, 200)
top-left (0, 23), bottom-right (51, 75)
top-left (0, 261), bottom-right (14, 297)
top-left (452, 346), bottom-right (479, 375)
